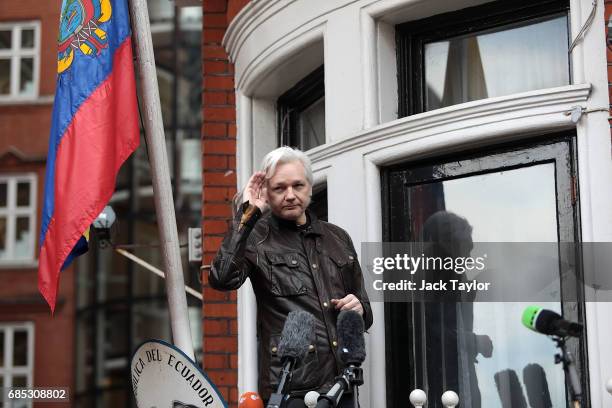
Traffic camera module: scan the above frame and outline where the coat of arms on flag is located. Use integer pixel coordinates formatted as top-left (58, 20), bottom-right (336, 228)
top-left (58, 0), bottom-right (113, 73)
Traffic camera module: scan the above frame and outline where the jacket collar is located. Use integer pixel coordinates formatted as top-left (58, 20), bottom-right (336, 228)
top-left (268, 209), bottom-right (324, 236)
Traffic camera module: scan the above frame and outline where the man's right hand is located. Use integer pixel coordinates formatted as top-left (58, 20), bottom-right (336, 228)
top-left (243, 171), bottom-right (269, 212)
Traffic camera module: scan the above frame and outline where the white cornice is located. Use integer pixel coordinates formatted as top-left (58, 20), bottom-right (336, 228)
top-left (222, 0), bottom-right (289, 63)
top-left (307, 84), bottom-right (592, 163)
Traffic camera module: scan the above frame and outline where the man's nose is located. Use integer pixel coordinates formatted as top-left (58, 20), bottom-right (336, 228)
top-left (285, 187), bottom-right (296, 200)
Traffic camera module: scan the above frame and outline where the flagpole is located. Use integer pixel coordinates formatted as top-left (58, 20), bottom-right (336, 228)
top-left (127, 0), bottom-right (195, 361)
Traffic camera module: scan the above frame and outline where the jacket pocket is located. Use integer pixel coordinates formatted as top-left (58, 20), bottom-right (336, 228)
top-left (328, 253), bottom-right (356, 294)
top-left (269, 333), bottom-right (319, 391)
top-left (265, 251), bottom-right (308, 296)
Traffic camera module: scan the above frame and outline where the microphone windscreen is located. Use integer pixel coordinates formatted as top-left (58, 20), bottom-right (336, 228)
top-left (533, 309), bottom-right (563, 335)
top-left (278, 311), bottom-right (315, 362)
top-left (494, 369), bottom-right (527, 408)
top-left (523, 364), bottom-right (552, 408)
top-left (337, 310), bottom-right (366, 365)
top-left (238, 392), bottom-right (264, 408)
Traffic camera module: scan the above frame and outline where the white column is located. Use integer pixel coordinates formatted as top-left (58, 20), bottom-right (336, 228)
top-left (236, 91), bottom-right (259, 394)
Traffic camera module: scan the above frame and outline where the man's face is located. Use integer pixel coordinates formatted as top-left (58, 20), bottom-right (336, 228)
top-left (266, 161), bottom-right (312, 222)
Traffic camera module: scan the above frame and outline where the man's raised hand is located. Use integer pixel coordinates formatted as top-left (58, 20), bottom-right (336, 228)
top-left (243, 171), bottom-right (268, 212)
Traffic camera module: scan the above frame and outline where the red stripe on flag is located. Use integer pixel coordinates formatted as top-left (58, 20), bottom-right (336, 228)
top-left (39, 38), bottom-right (140, 312)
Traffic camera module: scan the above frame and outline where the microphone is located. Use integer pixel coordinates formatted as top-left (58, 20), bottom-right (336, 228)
top-left (337, 310), bottom-right (366, 366)
top-left (266, 311), bottom-right (315, 408)
top-left (522, 306), bottom-right (583, 337)
top-left (239, 392), bottom-right (264, 408)
top-left (278, 310), bottom-right (316, 367)
top-left (523, 364), bottom-right (552, 408)
top-left (494, 369), bottom-right (528, 408)
top-left (316, 311), bottom-right (366, 408)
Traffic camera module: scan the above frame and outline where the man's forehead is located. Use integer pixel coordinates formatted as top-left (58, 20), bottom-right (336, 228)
top-left (268, 161), bottom-right (307, 184)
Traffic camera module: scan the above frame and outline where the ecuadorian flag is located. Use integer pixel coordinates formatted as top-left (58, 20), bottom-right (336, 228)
top-left (39, 0), bottom-right (139, 312)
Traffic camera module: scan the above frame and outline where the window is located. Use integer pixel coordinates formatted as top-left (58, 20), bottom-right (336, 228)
top-left (0, 174), bottom-right (37, 264)
top-left (383, 134), bottom-right (587, 407)
top-left (310, 186), bottom-right (328, 222)
top-left (0, 323), bottom-right (34, 405)
top-left (278, 65), bottom-right (325, 150)
top-left (0, 21), bottom-right (40, 100)
top-left (396, 0), bottom-right (570, 115)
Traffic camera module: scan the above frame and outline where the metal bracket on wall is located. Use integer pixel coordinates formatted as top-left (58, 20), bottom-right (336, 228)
top-left (188, 227), bottom-right (203, 263)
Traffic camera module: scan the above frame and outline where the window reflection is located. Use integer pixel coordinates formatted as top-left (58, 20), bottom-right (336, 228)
top-left (0, 217), bottom-right (6, 257)
top-left (278, 66), bottom-right (325, 151)
top-left (16, 182), bottom-right (29, 207)
top-left (0, 182), bottom-right (6, 207)
top-left (425, 16), bottom-right (569, 111)
top-left (409, 164), bottom-right (564, 407)
top-left (0, 59), bottom-right (10, 94)
top-left (297, 97), bottom-right (325, 150)
top-left (13, 330), bottom-right (28, 367)
top-left (0, 31), bottom-right (11, 49)
top-left (21, 29), bottom-right (34, 48)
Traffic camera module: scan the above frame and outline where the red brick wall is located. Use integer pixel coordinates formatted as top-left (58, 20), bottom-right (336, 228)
top-left (0, 0), bottom-right (75, 401)
top-left (202, 1), bottom-right (249, 406)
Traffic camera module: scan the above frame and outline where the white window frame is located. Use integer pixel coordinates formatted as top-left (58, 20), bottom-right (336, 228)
top-left (0, 322), bottom-right (35, 407)
top-left (0, 21), bottom-right (41, 101)
top-left (0, 173), bottom-right (37, 266)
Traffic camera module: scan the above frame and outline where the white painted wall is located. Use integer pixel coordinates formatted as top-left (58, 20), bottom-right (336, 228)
top-left (223, 0), bottom-right (612, 405)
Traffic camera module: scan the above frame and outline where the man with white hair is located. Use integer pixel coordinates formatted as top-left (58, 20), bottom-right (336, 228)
top-left (209, 146), bottom-right (373, 407)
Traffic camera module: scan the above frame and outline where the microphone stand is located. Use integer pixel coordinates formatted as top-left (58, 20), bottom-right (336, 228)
top-left (316, 365), bottom-right (363, 408)
top-left (348, 366), bottom-right (364, 408)
top-left (266, 359), bottom-right (293, 408)
top-left (553, 337), bottom-right (582, 408)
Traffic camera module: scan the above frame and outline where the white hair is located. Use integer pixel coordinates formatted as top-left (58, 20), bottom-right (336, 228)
top-left (260, 146), bottom-right (313, 185)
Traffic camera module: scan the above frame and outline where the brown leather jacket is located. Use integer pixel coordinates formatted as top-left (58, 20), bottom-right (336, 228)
top-left (208, 204), bottom-right (373, 400)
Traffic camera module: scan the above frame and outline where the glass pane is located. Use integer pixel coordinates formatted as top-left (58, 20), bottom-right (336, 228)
top-left (409, 164), bottom-right (565, 408)
top-left (133, 221), bottom-right (166, 297)
top-left (100, 389), bottom-right (128, 407)
top-left (0, 182), bottom-right (6, 207)
top-left (75, 313), bottom-right (95, 393)
top-left (0, 217), bottom-right (6, 259)
top-left (19, 57), bottom-right (34, 95)
top-left (14, 217), bottom-right (31, 259)
top-left (97, 306), bottom-right (128, 389)
top-left (13, 330), bottom-right (28, 367)
top-left (21, 29), bottom-right (34, 48)
top-left (132, 299), bottom-right (170, 348)
top-left (12, 375), bottom-right (27, 387)
top-left (297, 97), bottom-right (325, 150)
top-left (0, 331), bottom-right (4, 367)
top-left (13, 398), bottom-right (28, 408)
top-left (16, 182), bottom-right (30, 207)
top-left (0, 30), bottom-right (11, 49)
top-left (74, 395), bottom-right (95, 408)
top-left (425, 16), bottom-right (569, 111)
top-left (0, 59), bottom-right (10, 95)
top-left (180, 139), bottom-right (201, 187)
